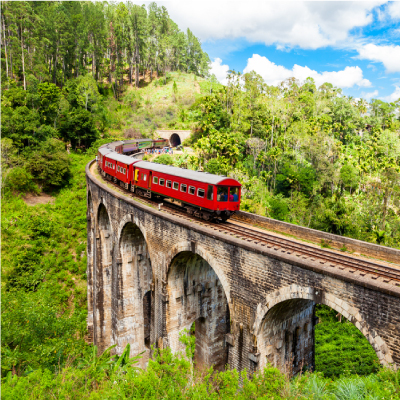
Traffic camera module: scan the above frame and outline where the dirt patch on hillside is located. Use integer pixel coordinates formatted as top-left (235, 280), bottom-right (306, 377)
top-left (24, 193), bottom-right (55, 206)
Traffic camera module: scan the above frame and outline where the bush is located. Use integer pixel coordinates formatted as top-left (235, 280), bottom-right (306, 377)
top-left (3, 167), bottom-right (40, 194)
top-left (153, 154), bottom-right (174, 165)
top-left (27, 139), bottom-right (71, 189)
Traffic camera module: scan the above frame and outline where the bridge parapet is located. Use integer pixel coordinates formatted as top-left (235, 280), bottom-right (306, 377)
top-left (234, 210), bottom-right (400, 264)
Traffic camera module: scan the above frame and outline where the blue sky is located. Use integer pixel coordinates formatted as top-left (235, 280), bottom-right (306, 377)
top-left (155, 1), bottom-right (400, 102)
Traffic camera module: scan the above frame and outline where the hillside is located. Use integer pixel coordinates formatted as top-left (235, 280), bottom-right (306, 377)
top-left (102, 71), bottom-right (218, 138)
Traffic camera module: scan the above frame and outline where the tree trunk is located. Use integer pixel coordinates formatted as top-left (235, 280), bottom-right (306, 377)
top-left (92, 50), bottom-right (95, 79)
top-left (270, 116), bottom-right (274, 147)
top-left (2, 16), bottom-right (9, 81)
top-left (380, 190), bottom-right (390, 230)
top-left (135, 35), bottom-right (139, 89)
top-left (20, 24), bottom-right (26, 90)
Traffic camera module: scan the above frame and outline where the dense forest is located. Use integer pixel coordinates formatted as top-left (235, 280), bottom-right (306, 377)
top-left (188, 73), bottom-right (400, 248)
top-left (2, 1), bottom-right (400, 398)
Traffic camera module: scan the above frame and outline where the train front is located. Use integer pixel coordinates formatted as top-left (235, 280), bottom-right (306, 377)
top-left (214, 178), bottom-right (241, 221)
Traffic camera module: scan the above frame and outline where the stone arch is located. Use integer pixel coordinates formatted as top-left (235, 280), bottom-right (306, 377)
top-left (95, 203), bottom-right (113, 352)
top-left (253, 284), bottom-right (393, 372)
top-left (116, 221), bottom-right (153, 368)
top-left (170, 133), bottom-right (181, 147)
top-left (166, 250), bottom-right (230, 371)
top-left (165, 241), bottom-right (230, 303)
top-left (87, 191), bottom-right (95, 341)
top-left (115, 213), bottom-right (155, 278)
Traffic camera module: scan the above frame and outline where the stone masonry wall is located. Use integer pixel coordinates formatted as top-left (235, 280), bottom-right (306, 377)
top-left (233, 211), bottom-right (400, 264)
top-left (87, 161), bottom-right (400, 375)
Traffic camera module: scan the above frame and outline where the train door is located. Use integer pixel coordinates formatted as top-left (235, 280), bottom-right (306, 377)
top-left (148, 172), bottom-right (152, 189)
top-left (134, 168), bottom-right (140, 183)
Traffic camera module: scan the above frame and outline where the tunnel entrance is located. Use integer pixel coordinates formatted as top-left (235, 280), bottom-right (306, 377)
top-left (169, 133), bottom-right (181, 147)
top-left (166, 252), bottom-right (229, 371)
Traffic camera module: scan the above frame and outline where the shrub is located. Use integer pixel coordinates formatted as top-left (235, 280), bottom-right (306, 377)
top-left (3, 167), bottom-right (40, 194)
top-left (153, 154), bottom-right (174, 165)
top-left (27, 139), bottom-right (71, 189)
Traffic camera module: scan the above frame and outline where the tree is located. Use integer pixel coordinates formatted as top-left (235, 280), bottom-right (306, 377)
top-left (27, 138), bottom-right (70, 188)
top-left (127, 3), bottom-right (148, 88)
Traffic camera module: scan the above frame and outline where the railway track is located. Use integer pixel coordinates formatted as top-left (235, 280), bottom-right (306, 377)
top-left (101, 171), bottom-right (400, 287)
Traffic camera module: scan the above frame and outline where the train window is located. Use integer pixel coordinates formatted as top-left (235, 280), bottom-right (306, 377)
top-left (207, 185), bottom-right (214, 201)
top-left (159, 178), bottom-right (165, 186)
top-left (141, 173), bottom-right (144, 180)
top-left (117, 166), bottom-right (120, 172)
top-left (217, 187), bottom-right (228, 202)
top-left (166, 180), bottom-right (172, 188)
top-left (229, 187), bottom-right (239, 202)
top-left (123, 168), bottom-right (126, 174)
top-left (153, 176), bottom-right (158, 184)
top-left (173, 182), bottom-right (179, 190)
top-left (197, 188), bottom-right (205, 198)
top-left (144, 174), bottom-right (147, 181)
top-left (189, 186), bottom-right (195, 195)
top-left (181, 184), bottom-right (187, 193)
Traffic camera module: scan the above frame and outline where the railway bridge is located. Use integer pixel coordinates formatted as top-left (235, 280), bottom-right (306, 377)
top-left (86, 160), bottom-right (400, 372)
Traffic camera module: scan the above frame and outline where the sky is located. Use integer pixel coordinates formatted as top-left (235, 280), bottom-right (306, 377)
top-left (151, 1), bottom-right (400, 102)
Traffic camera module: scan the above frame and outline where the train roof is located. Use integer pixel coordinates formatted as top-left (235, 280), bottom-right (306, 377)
top-left (98, 148), bottom-right (113, 156)
top-left (134, 161), bottom-right (241, 186)
top-left (105, 152), bottom-right (138, 165)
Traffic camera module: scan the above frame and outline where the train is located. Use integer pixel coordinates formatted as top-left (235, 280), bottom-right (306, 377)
top-left (101, 138), bottom-right (170, 155)
top-left (97, 140), bottom-right (242, 221)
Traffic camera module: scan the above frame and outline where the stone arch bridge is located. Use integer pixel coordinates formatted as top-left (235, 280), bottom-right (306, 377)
top-left (86, 161), bottom-right (400, 372)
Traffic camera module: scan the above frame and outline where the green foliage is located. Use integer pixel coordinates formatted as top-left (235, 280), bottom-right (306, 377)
top-left (2, 344), bottom-right (399, 399)
top-left (153, 153), bottom-right (174, 165)
top-left (3, 166), bottom-right (40, 195)
top-left (189, 71), bottom-right (400, 248)
top-left (27, 139), bottom-right (71, 189)
top-left (315, 305), bottom-right (380, 378)
top-left (1, 151), bottom-right (92, 376)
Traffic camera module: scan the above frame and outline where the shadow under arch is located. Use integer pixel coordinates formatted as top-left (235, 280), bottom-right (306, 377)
top-left (164, 241), bottom-right (231, 303)
top-left (95, 203), bottom-right (113, 353)
top-left (253, 284), bottom-right (393, 374)
top-left (166, 250), bottom-right (230, 371)
top-left (116, 221), bottom-right (153, 368)
top-left (170, 133), bottom-right (181, 147)
top-left (115, 214), bottom-right (155, 277)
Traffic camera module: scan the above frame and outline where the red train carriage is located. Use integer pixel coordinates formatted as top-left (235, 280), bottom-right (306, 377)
top-left (132, 161), bottom-right (241, 221)
top-left (102, 153), bottom-right (138, 189)
top-left (97, 147), bottom-right (112, 170)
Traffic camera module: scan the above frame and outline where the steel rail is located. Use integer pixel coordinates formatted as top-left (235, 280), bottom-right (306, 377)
top-left (100, 172), bottom-right (400, 285)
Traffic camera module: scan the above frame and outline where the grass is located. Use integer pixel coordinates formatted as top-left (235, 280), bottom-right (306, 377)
top-left (103, 71), bottom-right (209, 138)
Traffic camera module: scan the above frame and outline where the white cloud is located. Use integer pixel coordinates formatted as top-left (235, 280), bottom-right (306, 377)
top-left (209, 58), bottom-right (230, 85)
top-left (157, 1), bottom-right (385, 49)
top-left (243, 54), bottom-right (371, 88)
top-left (383, 86), bottom-right (400, 102)
top-left (387, 2), bottom-right (400, 19)
top-left (357, 43), bottom-right (400, 73)
top-left (362, 90), bottom-right (379, 101)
